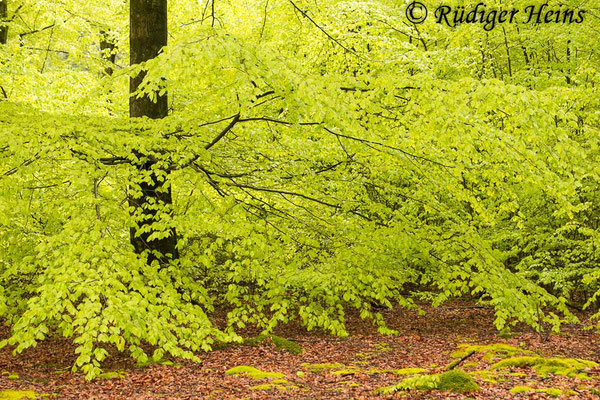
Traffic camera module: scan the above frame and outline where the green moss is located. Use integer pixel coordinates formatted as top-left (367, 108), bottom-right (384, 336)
top-left (378, 370), bottom-right (479, 395)
top-left (244, 335), bottom-right (303, 355)
top-left (367, 367), bottom-right (426, 375)
top-left (249, 378), bottom-right (298, 391)
top-left (331, 369), bottom-right (358, 376)
top-left (377, 374), bottom-right (441, 394)
top-left (136, 359), bottom-right (181, 368)
top-left (98, 370), bottom-right (125, 379)
top-left (226, 366), bottom-right (285, 380)
top-left (296, 371), bottom-right (305, 378)
top-left (0, 391), bottom-right (37, 400)
top-left (508, 372), bottom-right (527, 377)
top-left (492, 356), bottom-right (598, 378)
top-left (438, 370), bottom-right (480, 392)
top-left (301, 362), bottom-right (344, 372)
top-left (492, 356), bottom-right (540, 369)
top-left (509, 385), bottom-right (572, 398)
top-left (7, 374), bottom-right (19, 380)
top-left (498, 327), bottom-right (514, 339)
top-left (301, 362), bottom-right (363, 376)
top-left (250, 384), bottom-right (275, 390)
top-left (451, 343), bottom-right (533, 360)
top-left (470, 369), bottom-right (499, 384)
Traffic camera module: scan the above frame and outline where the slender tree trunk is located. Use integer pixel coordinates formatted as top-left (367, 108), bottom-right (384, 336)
top-left (100, 30), bottom-right (116, 76)
top-left (0, 0), bottom-right (8, 45)
top-left (502, 27), bottom-right (512, 78)
top-left (0, 1), bottom-right (6, 98)
top-left (129, 0), bottom-right (179, 265)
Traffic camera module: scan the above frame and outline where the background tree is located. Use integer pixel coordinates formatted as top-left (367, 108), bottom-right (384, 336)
top-left (0, 0), bottom-right (7, 45)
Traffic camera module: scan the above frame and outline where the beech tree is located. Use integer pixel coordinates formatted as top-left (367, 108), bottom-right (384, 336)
top-left (128, 0), bottom-right (179, 265)
top-left (0, 0), bottom-right (599, 379)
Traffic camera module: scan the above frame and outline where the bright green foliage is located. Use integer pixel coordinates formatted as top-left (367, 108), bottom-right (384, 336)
top-left (1, 0), bottom-right (600, 378)
top-left (244, 334), bottom-right (303, 354)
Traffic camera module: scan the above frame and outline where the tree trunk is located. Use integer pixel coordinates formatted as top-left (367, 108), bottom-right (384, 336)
top-left (0, 0), bottom-right (8, 45)
top-left (129, 0), bottom-right (179, 265)
top-left (100, 30), bottom-right (116, 76)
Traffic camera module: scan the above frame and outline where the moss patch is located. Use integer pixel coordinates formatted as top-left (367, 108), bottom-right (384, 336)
top-left (301, 362), bottom-right (344, 372)
top-left (301, 363), bottom-right (425, 377)
top-left (0, 391), bottom-right (37, 400)
top-left (377, 370), bottom-right (479, 395)
top-left (492, 356), bottom-right (598, 378)
top-left (509, 385), bottom-right (576, 397)
top-left (250, 384), bottom-right (277, 390)
top-left (226, 366), bottom-right (285, 380)
top-left (470, 369), bottom-right (500, 384)
top-left (367, 367), bottom-right (426, 375)
top-left (136, 359), bottom-right (181, 368)
top-left (242, 375), bottom-right (298, 391)
top-left (331, 367), bottom-right (361, 376)
top-left (244, 335), bottom-right (303, 355)
top-left (377, 374), bottom-right (440, 394)
top-left (98, 370), bottom-right (125, 379)
top-left (451, 343), bottom-right (534, 360)
top-left (339, 381), bottom-right (360, 387)
top-left (437, 370), bottom-right (480, 392)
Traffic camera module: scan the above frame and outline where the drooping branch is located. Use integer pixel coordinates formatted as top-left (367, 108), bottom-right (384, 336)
top-left (222, 181), bottom-right (386, 225)
top-left (1, 153), bottom-right (39, 177)
top-left (234, 116), bottom-right (451, 168)
top-left (18, 23), bottom-right (56, 39)
top-left (205, 113), bottom-right (240, 150)
top-left (288, 0), bottom-right (359, 58)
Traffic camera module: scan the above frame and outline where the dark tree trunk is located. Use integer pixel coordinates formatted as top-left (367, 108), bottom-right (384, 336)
top-left (129, 0), bottom-right (179, 265)
top-left (0, 0), bottom-right (8, 45)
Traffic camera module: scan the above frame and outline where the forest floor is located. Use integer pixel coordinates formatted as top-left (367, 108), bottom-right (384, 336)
top-left (1, 301), bottom-right (600, 399)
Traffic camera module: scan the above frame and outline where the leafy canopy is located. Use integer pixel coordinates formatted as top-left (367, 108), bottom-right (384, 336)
top-left (1, 0), bottom-right (599, 378)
